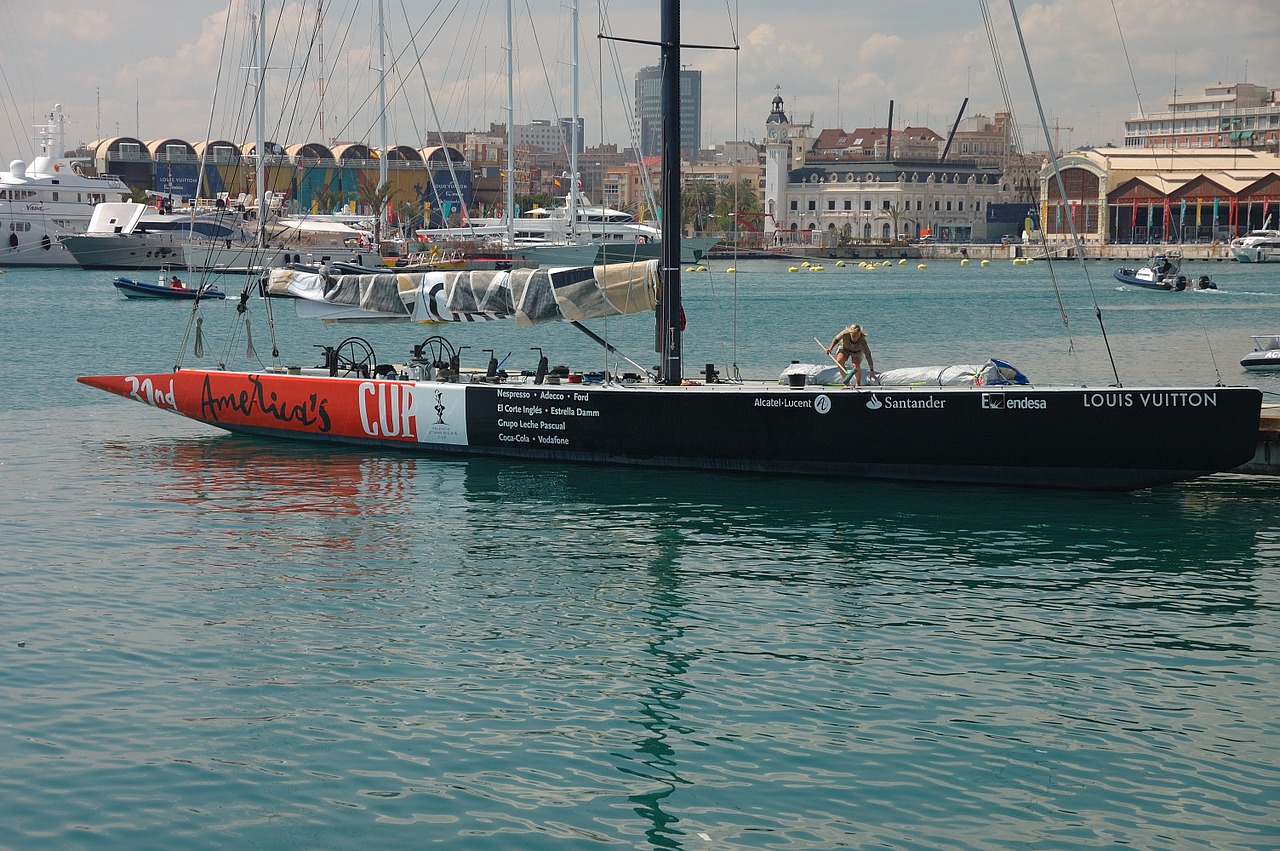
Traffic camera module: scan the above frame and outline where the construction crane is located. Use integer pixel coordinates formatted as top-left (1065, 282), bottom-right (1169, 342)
top-left (1015, 118), bottom-right (1074, 155)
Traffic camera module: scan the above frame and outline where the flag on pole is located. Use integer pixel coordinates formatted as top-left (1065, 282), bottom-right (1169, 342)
top-left (1213, 197), bottom-right (1219, 225)
top-left (1180, 198), bottom-right (1186, 226)
top-left (1163, 196), bottom-right (1171, 234)
top-left (1196, 197), bottom-right (1202, 227)
top-left (1131, 197), bottom-right (1138, 228)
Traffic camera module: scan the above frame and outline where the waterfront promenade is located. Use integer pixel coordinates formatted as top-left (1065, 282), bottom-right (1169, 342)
top-left (746, 241), bottom-right (1243, 264)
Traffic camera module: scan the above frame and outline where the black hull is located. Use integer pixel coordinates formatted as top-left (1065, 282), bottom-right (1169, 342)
top-left (129, 373), bottom-right (1262, 491)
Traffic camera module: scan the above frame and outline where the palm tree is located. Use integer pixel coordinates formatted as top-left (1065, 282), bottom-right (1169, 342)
top-left (882, 202), bottom-right (915, 243)
top-left (311, 185), bottom-right (345, 216)
top-left (682, 181), bottom-right (717, 233)
top-left (713, 179), bottom-right (762, 232)
top-left (356, 179), bottom-right (397, 245)
top-left (394, 201), bottom-right (419, 237)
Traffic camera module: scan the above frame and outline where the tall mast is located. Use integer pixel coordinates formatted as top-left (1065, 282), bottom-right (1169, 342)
top-left (377, 0), bottom-right (389, 233)
top-left (505, 0), bottom-right (515, 249)
top-left (567, 0), bottom-right (579, 242)
top-left (255, 0), bottom-right (267, 248)
top-left (317, 1), bottom-right (325, 142)
top-left (659, 0), bottom-right (682, 384)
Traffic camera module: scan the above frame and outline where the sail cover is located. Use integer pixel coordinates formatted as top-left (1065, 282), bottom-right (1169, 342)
top-left (266, 261), bottom-right (659, 326)
top-left (877, 359), bottom-right (1029, 386)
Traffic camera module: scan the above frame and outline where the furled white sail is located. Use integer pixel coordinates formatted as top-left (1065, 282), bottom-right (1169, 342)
top-left (266, 261), bottom-right (659, 326)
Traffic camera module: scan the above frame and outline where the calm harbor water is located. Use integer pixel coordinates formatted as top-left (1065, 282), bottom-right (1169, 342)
top-left (2, 259), bottom-right (1279, 849)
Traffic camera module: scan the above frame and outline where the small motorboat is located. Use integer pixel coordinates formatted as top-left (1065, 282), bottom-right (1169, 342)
top-left (112, 271), bottom-right (225, 300)
top-left (1241, 335), bottom-right (1280, 372)
top-left (1114, 252), bottom-right (1216, 291)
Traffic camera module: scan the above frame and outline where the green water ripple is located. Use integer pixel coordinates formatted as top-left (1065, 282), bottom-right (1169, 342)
top-left (2, 264), bottom-right (1279, 848)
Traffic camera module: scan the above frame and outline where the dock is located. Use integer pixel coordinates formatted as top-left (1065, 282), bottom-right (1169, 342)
top-left (1237, 404), bottom-right (1280, 476)
top-left (752, 242), bottom-right (1242, 264)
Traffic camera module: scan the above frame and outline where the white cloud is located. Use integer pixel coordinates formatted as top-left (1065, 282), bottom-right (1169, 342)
top-left (39, 10), bottom-right (118, 43)
top-left (1, 0), bottom-right (1276, 160)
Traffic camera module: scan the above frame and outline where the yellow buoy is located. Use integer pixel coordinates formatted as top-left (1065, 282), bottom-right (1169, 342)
top-left (725, 267), bottom-right (735, 273)
top-left (801, 261), bottom-right (811, 267)
top-left (960, 258), bottom-right (970, 265)
top-left (835, 260), bottom-right (845, 267)
top-left (697, 266), bottom-right (707, 272)
top-left (918, 263), bottom-right (927, 269)
top-left (980, 259), bottom-right (990, 266)
top-left (788, 266), bottom-right (799, 273)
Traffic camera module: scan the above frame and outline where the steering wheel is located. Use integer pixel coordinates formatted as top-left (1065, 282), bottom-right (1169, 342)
top-left (333, 336), bottom-right (376, 378)
top-left (414, 335), bottom-right (456, 369)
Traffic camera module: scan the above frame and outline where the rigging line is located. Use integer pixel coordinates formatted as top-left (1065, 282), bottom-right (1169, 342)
top-left (1109, 0), bottom-right (1144, 118)
top-left (979, 0), bottom-right (1083, 387)
top-left (384, 0), bottom-right (454, 147)
top-left (597, 6), bottom-right (657, 213)
top-left (1109, 1), bottom-right (1223, 386)
top-left (396, 0), bottom-right (481, 226)
top-left (297, 1), bottom-right (362, 146)
top-left (1110, 0), bottom-right (1168, 176)
top-left (345, 5), bottom-right (450, 145)
top-left (727, 0), bottom-right (741, 377)
top-left (518, 0), bottom-right (570, 167)
top-left (300, 0), bottom-right (450, 168)
top-left (1111, 0), bottom-right (1218, 381)
top-left (1006, 0), bottom-right (1121, 387)
top-left (978, 0), bottom-right (1024, 156)
top-left (193, 0), bottom-right (236, 293)
top-left (0, 25), bottom-right (35, 154)
top-left (187, 4), bottom-right (256, 366)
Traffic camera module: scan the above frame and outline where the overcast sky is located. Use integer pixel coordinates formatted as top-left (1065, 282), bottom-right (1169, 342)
top-left (2, 0), bottom-right (1276, 164)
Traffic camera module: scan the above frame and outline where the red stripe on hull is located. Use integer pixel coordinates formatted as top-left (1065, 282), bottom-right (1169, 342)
top-left (78, 371), bottom-right (425, 443)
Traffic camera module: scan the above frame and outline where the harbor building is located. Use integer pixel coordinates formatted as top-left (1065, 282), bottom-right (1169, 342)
top-left (635, 65), bottom-right (702, 157)
top-left (1124, 82), bottom-right (1280, 155)
top-left (1038, 147), bottom-right (1280, 247)
top-left (78, 135), bottom-right (471, 228)
top-left (762, 95), bottom-right (1017, 244)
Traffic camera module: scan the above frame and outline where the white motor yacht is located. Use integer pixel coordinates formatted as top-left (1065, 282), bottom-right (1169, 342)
top-left (1, 106), bottom-right (132, 267)
top-left (59, 201), bottom-right (260, 271)
top-left (1229, 228), bottom-right (1280, 263)
top-left (418, 189), bottom-right (717, 267)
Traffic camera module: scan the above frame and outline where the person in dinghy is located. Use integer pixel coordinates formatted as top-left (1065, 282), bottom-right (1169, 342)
top-left (825, 322), bottom-right (877, 387)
